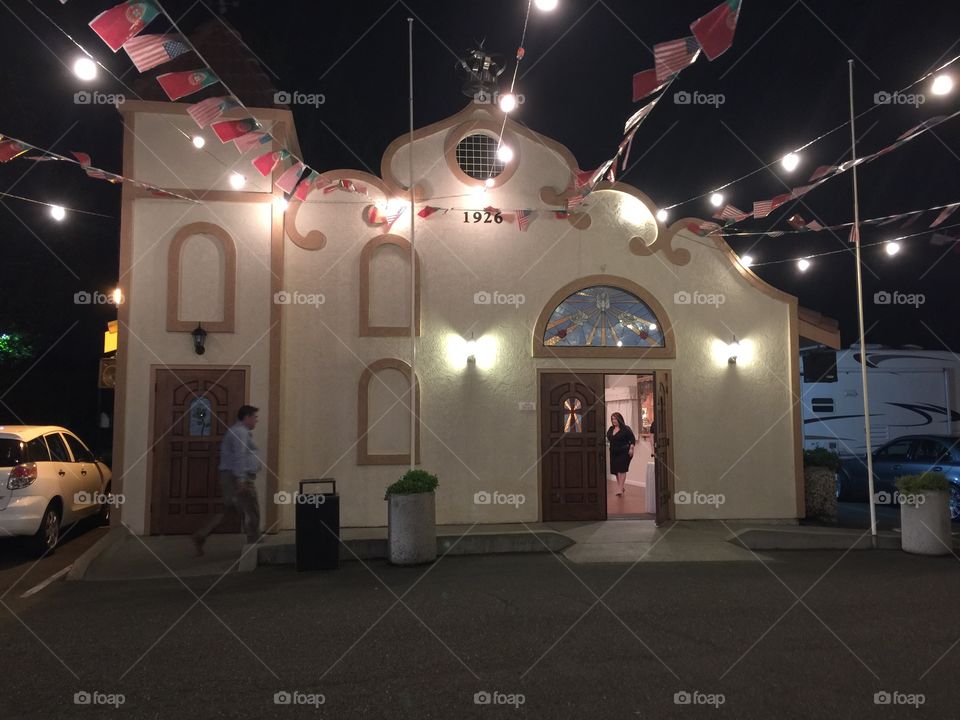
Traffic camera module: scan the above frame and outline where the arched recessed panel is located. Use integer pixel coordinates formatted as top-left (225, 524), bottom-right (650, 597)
top-left (359, 236), bottom-right (421, 337)
top-left (167, 222), bottom-right (236, 333)
top-left (534, 275), bottom-right (675, 359)
top-left (358, 359), bottom-right (421, 465)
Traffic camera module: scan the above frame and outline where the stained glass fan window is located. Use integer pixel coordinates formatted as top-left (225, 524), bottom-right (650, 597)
top-left (544, 285), bottom-right (664, 348)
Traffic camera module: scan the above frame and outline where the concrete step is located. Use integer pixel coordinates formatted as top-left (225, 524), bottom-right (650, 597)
top-left (257, 530), bottom-right (574, 566)
top-left (729, 527), bottom-right (960, 551)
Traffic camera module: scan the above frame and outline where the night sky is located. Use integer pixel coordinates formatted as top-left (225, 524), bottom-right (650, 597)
top-left (1, 0), bottom-right (958, 446)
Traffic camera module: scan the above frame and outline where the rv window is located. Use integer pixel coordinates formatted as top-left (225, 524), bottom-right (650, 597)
top-left (911, 440), bottom-right (942, 462)
top-left (811, 398), bottom-right (834, 414)
top-left (803, 352), bottom-right (837, 383)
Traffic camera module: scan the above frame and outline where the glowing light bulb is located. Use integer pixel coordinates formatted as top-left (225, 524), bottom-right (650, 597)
top-left (496, 144), bottom-right (514, 163)
top-left (781, 152), bottom-right (800, 172)
top-left (931, 74), bottom-right (954, 96)
top-left (741, 254), bottom-right (754, 268)
top-left (274, 197), bottom-right (289, 212)
top-left (535, 0), bottom-right (558, 10)
top-left (649, 323), bottom-right (657, 331)
top-left (73, 57), bottom-right (97, 81)
top-left (229, 172), bottom-right (246, 189)
top-left (709, 192), bottom-right (724, 207)
top-left (112, 288), bottom-right (123, 305)
top-left (656, 209), bottom-right (668, 223)
top-left (885, 241), bottom-right (901, 256)
top-left (192, 135), bottom-right (206, 149)
top-left (797, 258), bottom-right (811, 272)
top-left (498, 93), bottom-right (518, 113)
top-left (49, 205), bottom-right (66, 221)
top-left (484, 177), bottom-right (495, 188)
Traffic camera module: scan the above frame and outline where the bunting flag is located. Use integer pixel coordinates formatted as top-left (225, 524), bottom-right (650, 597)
top-left (567, 195), bottom-right (585, 210)
top-left (632, 69), bottom-right (669, 103)
top-left (516, 209), bottom-right (534, 231)
top-left (122, 33), bottom-right (189, 72)
top-left (753, 193), bottom-right (791, 219)
top-left (898, 116), bottom-right (946, 141)
top-left (275, 162), bottom-right (305, 194)
top-left (71, 151), bottom-right (114, 181)
top-left (687, 220), bottom-right (722, 236)
top-left (156, 69), bottom-right (219, 101)
top-left (292, 170), bottom-right (321, 201)
top-left (901, 213), bottom-right (922, 230)
top-left (574, 169), bottom-right (595, 190)
top-left (187, 96), bottom-right (239, 128)
top-left (555, 210), bottom-right (570, 220)
top-left (787, 214), bottom-right (806, 230)
top-left (252, 149), bottom-right (289, 176)
top-left (876, 213), bottom-right (906, 226)
top-left (483, 205), bottom-right (501, 215)
top-left (624, 97), bottom-right (659, 135)
top-left (713, 204), bottom-right (749, 223)
top-left (89, 0), bottom-right (159, 52)
top-left (619, 126), bottom-right (638, 170)
top-left (690, 0), bottom-right (742, 61)
top-left (417, 206), bottom-right (440, 219)
top-left (930, 203), bottom-right (959, 228)
top-left (654, 37), bottom-right (700, 82)
top-left (931, 232), bottom-right (960, 248)
top-left (848, 226), bottom-right (859, 244)
top-left (809, 165), bottom-right (837, 182)
top-left (766, 231), bottom-right (785, 238)
top-left (234, 131), bottom-right (271, 153)
top-left (211, 118), bottom-right (261, 143)
top-left (805, 220), bottom-right (824, 232)
top-left (790, 184), bottom-right (816, 199)
top-left (0, 138), bottom-right (29, 163)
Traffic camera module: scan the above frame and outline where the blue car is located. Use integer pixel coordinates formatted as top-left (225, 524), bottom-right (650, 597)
top-left (837, 435), bottom-right (960, 520)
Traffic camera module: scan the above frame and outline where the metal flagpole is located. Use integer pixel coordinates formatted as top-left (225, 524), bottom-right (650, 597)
top-left (408, 18), bottom-right (417, 473)
top-left (848, 59), bottom-right (877, 546)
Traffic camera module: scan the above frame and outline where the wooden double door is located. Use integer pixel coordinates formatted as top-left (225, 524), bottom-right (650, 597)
top-left (150, 368), bottom-right (247, 534)
top-left (540, 372), bottom-right (674, 524)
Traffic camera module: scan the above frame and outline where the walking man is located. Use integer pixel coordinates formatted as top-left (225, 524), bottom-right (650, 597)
top-left (192, 404), bottom-right (263, 555)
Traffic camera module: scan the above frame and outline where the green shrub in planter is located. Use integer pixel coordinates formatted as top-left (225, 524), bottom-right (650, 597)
top-left (384, 469), bottom-right (439, 500)
top-left (895, 471), bottom-right (949, 494)
top-left (803, 448), bottom-right (841, 472)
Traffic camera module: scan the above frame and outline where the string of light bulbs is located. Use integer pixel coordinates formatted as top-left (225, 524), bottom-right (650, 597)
top-left (0, 189), bottom-right (114, 219)
top-left (658, 50), bottom-right (960, 216)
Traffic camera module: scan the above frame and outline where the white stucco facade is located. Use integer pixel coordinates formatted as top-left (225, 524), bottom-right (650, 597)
top-left (115, 101), bottom-right (810, 534)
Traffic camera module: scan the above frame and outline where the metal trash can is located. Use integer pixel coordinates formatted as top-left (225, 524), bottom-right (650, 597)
top-left (295, 479), bottom-right (339, 571)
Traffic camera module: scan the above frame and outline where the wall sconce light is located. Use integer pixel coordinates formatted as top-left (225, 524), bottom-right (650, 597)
top-left (191, 323), bottom-right (208, 355)
top-left (728, 335), bottom-right (741, 365)
top-left (465, 333), bottom-right (477, 364)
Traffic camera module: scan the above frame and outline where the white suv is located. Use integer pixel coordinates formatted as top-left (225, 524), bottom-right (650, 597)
top-left (0, 426), bottom-right (113, 555)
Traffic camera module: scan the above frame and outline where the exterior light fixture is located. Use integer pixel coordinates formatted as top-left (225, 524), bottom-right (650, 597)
top-left (728, 336), bottom-right (741, 365)
top-left (229, 172), bottom-right (246, 189)
top-left (885, 241), bottom-right (901, 256)
top-left (465, 334), bottom-right (477, 364)
top-left (191, 323), bottom-right (207, 355)
top-left (49, 205), bottom-right (66, 221)
top-left (73, 57), bottom-right (97, 81)
top-left (781, 152), bottom-right (800, 172)
top-left (656, 209), bottom-right (668, 223)
top-left (797, 258), bottom-right (811, 272)
top-left (931, 74), bottom-right (953, 96)
top-left (709, 192), bottom-right (724, 207)
top-left (741, 254), bottom-right (754, 268)
top-left (498, 93), bottom-right (518, 113)
top-left (192, 135), bottom-right (206, 149)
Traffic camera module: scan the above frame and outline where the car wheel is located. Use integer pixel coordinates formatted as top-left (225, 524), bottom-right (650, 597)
top-left (31, 504), bottom-right (61, 557)
top-left (96, 484), bottom-right (112, 526)
top-left (950, 485), bottom-right (960, 522)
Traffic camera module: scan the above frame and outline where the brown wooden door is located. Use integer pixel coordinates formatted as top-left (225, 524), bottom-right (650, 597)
top-left (653, 370), bottom-right (674, 525)
top-left (151, 369), bottom-right (246, 534)
top-left (540, 373), bottom-right (606, 521)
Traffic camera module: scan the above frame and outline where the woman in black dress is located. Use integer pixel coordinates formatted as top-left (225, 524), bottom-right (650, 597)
top-left (607, 412), bottom-right (636, 496)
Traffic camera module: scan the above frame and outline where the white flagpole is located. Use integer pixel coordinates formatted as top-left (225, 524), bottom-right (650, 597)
top-left (848, 59), bottom-right (877, 545)
top-left (408, 18), bottom-right (417, 473)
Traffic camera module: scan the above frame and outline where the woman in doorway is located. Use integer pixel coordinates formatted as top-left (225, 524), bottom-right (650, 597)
top-left (607, 412), bottom-right (636, 496)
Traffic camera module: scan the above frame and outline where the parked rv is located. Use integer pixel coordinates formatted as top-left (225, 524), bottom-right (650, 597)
top-left (801, 345), bottom-right (959, 457)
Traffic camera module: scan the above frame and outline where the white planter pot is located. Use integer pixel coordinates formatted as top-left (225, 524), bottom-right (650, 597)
top-left (388, 492), bottom-right (436, 565)
top-left (900, 490), bottom-right (951, 556)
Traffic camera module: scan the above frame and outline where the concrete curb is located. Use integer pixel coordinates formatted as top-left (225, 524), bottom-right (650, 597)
top-left (730, 527), bottom-right (926, 551)
top-left (66, 525), bottom-right (126, 581)
top-left (258, 530), bottom-right (575, 566)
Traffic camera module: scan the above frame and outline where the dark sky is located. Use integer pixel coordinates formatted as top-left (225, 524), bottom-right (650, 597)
top-left (1, 0), bottom-right (959, 439)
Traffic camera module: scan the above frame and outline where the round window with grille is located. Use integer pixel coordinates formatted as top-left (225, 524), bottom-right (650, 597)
top-left (455, 133), bottom-right (506, 181)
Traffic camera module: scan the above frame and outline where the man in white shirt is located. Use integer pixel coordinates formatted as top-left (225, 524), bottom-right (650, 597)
top-left (192, 404), bottom-right (263, 555)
